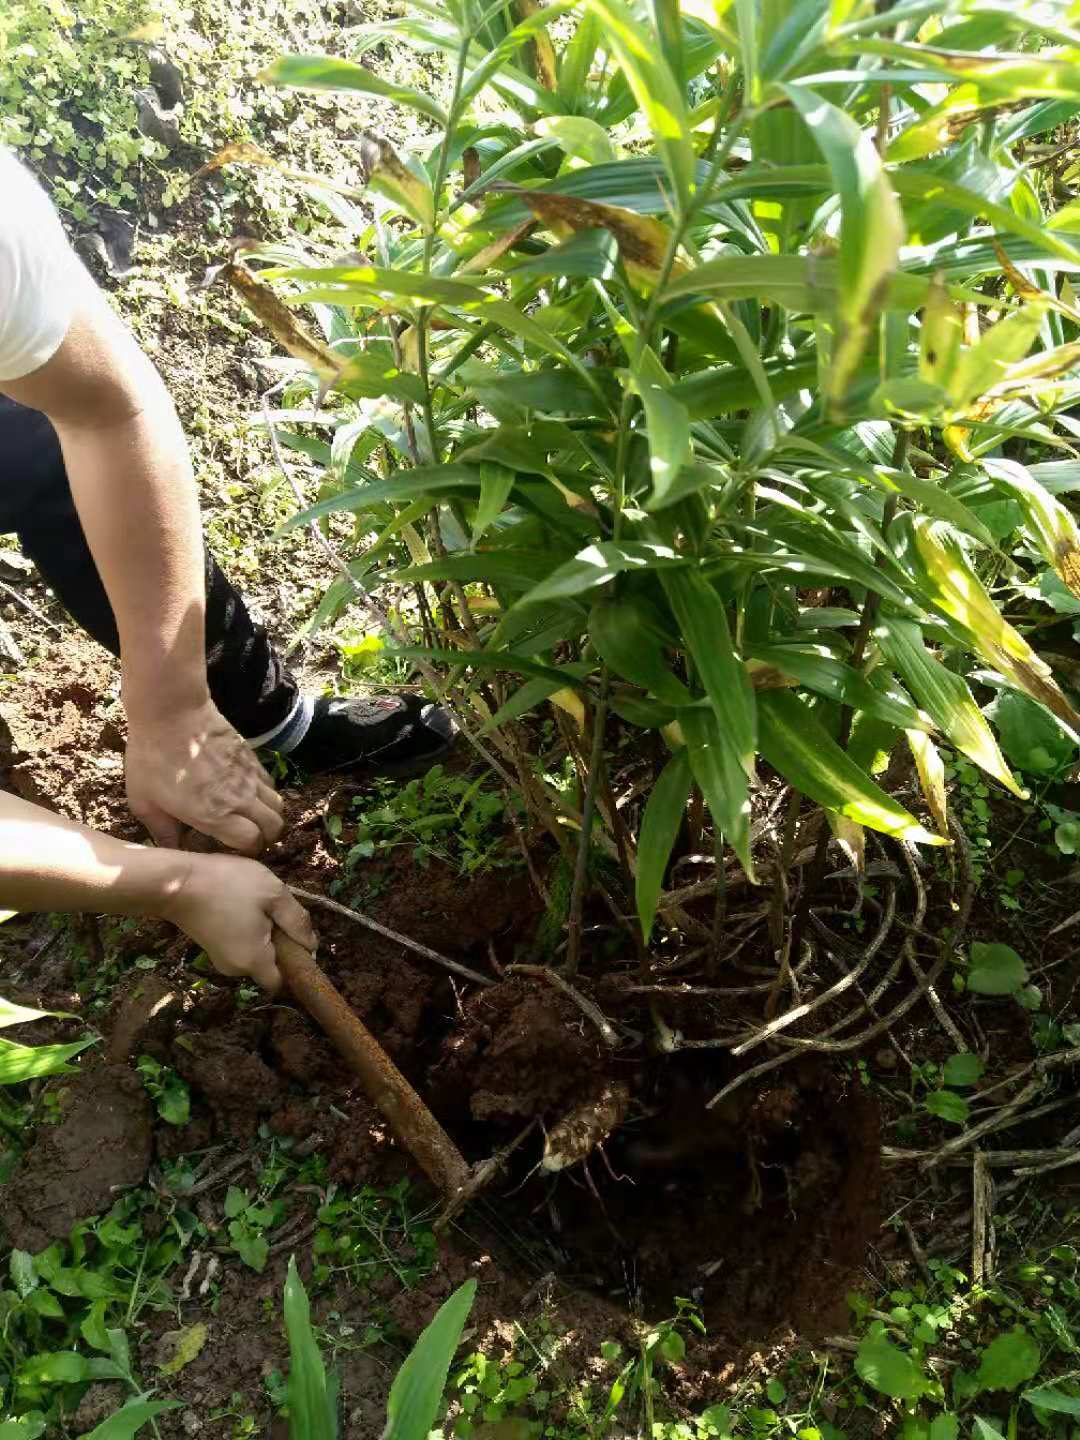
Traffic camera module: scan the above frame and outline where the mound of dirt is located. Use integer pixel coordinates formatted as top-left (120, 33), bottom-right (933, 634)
top-left (0, 1061), bottom-right (152, 1251)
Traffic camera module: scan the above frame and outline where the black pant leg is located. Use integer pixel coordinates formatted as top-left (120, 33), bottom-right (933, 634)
top-left (0, 396), bottom-right (299, 740)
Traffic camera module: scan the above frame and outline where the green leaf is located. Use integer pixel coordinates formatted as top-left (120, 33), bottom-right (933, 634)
top-left (681, 706), bottom-right (754, 878)
top-left (974, 1327), bottom-right (1041, 1393)
top-left (224, 1186), bottom-right (246, 1219)
top-left (18, 1351), bottom-right (91, 1384)
top-left (261, 55), bottom-right (449, 126)
top-left (854, 1323), bottom-right (926, 1401)
top-left (0, 1421), bottom-right (45, 1439)
top-left (0, 997), bottom-right (74, 1029)
top-left (81, 1300), bottom-right (111, 1352)
top-left (231, 1228), bottom-right (269, 1273)
top-left (875, 616), bottom-right (1020, 796)
top-left (924, 1090), bottom-right (970, 1126)
top-left (747, 645), bottom-right (928, 733)
top-left (971, 1420), bottom-right (1005, 1440)
top-left (631, 345), bottom-right (691, 508)
top-left (472, 464), bottom-right (516, 544)
top-left (284, 1256), bottom-right (338, 1440)
top-left (783, 83), bottom-right (903, 412)
top-left (984, 690), bottom-right (1075, 777)
top-left (0, 1036), bottom-right (94, 1085)
top-left (384, 1278), bottom-right (477, 1440)
top-left (942, 1053), bottom-right (985, 1088)
top-left (662, 570), bottom-right (756, 775)
top-left (157, 1080), bottom-right (189, 1127)
top-left (518, 541), bottom-right (686, 606)
top-left (535, 116), bottom-right (617, 166)
top-left (508, 227), bottom-right (619, 281)
top-left (589, 595), bottom-right (691, 706)
top-left (9, 1249), bottom-right (35, 1298)
top-left (1023, 1385), bottom-right (1080, 1416)
top-left (967, 942), bottom-right (1029, 997)
top-left (79, 1399), bottom-right (180, 1440)
top-left (757, 691), bottom-right (945, 845)
top-left (277, 465), bottom-right (487, 533)
top-left (658, 1328), bottom-right (685, 1364)
top-left (582, 0), bottom-right (693, 208)
top-left (636, 748), bottom-right (692, 943)
top-left (929, 1416), bottom-right (960, 1440)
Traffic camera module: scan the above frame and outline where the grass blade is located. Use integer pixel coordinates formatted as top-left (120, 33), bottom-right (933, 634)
top-left (636, 748), bottom-right (693, 941)
top-left (284, 1255), bottom-right (338, 1440)
top-left (383, 1279), bottom-right (476, 1440)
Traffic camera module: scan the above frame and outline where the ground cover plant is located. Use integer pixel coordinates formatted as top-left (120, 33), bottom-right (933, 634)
top-left (3, 0), bottom-right (1080, 1435)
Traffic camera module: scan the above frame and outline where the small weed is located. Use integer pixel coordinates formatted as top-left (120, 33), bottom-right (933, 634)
top-left (208, 1392), bottom-right (261, 1439)
top-left (348, 766), bottom-right (518, 877)
top-left (311, 1178), bottom-right (437, 1293)
top-left (0, 1186), bottom-right (201, 1423)
top-left (223, 1185), bottom-right (285, 1273)
top-left (135, 1054), bottom-right (190, 1126)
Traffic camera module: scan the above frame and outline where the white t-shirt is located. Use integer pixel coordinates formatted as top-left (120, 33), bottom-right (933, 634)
top-left (0, 150), bottom-right (77, 383)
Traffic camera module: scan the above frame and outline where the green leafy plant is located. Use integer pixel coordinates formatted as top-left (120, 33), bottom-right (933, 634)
top-left (310, 1179), bottom-right (437, 1292)
top-left (348, 765), bottom-right (517, 877)
top-left (223, 1185), bottom-right (284, 1273)
top-left (0, 1188), bottom-right (200, 1424)
top-left (134, 1054), bottom-right (190, 1126)
top-left (215, 0), bottom-right (1080, 971)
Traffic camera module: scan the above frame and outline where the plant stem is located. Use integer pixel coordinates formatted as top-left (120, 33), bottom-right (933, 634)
top-left (565, 668), bottom-right (611, 975)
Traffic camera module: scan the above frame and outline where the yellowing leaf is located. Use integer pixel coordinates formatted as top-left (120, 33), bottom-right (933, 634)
top-left (156, 1323), bottom-right (209, 1377)
top-left (984, 458), bottom-right (1080, 599)
top-left (500, 187), bottom-right (680, 287)
top-left (195, 141), bottom-right (365, 203)
top-left (826, 810), bottom-right (865, 872)
top-left (919, 273), bottom-right (963, 391)
top-left (875, 614), bottom-right (1021, 795)
top-left (899, 516), bottom-right (1080, 738)
top-left (358, 133), bottom-right (434, 231)
top-left (757, 691), bottom-right (946, 846)
top-left (907, 729), bottom-right (948, 839)
top-left (516, 0), bottom-right (558, 89)
top-left (947, 303), bottom-right (1049, 412)
top-left (224, 264), bottom-right (342, 383)
top-left (549, 687), bottom-right (586, 729)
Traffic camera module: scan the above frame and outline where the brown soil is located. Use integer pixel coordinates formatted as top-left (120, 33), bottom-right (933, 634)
top-left (0, 633), bottom-right (134, 835)
top-left (0, 1061), bottom-right (152, 1252)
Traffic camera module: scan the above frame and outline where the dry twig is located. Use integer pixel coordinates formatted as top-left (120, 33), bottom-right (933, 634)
top-left (507, 964), bottom-right (620, 1047)
top-left (289, 884), bottom-right (493, 988)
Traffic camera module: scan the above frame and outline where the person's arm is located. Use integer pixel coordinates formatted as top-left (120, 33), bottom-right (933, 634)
top-left (0, 790), bottom-right (315, 993)
top-left (1, 275), bottom-right (281, 854)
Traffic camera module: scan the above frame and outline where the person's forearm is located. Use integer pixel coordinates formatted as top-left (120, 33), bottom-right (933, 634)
top-left (54, 370), bottom-right (208, 726)
top-left (0, 790), bottom-right (189, 918)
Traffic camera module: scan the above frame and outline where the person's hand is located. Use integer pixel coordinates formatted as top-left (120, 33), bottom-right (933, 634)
top-left (159, 852), bottom-right (316, 994)
top-left (125, 699), bottom-right (284, 853)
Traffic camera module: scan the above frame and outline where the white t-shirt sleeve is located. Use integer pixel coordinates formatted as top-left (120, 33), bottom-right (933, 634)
top-left (0, 151), bottom-right (79, 383)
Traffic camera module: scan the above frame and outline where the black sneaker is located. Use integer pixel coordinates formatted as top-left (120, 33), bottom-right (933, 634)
top-left (287, 693), bottom-right (457, 777)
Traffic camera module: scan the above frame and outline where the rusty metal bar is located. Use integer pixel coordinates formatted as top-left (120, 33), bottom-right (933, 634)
top-left (273, 934), bottom-right (471, 1198)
